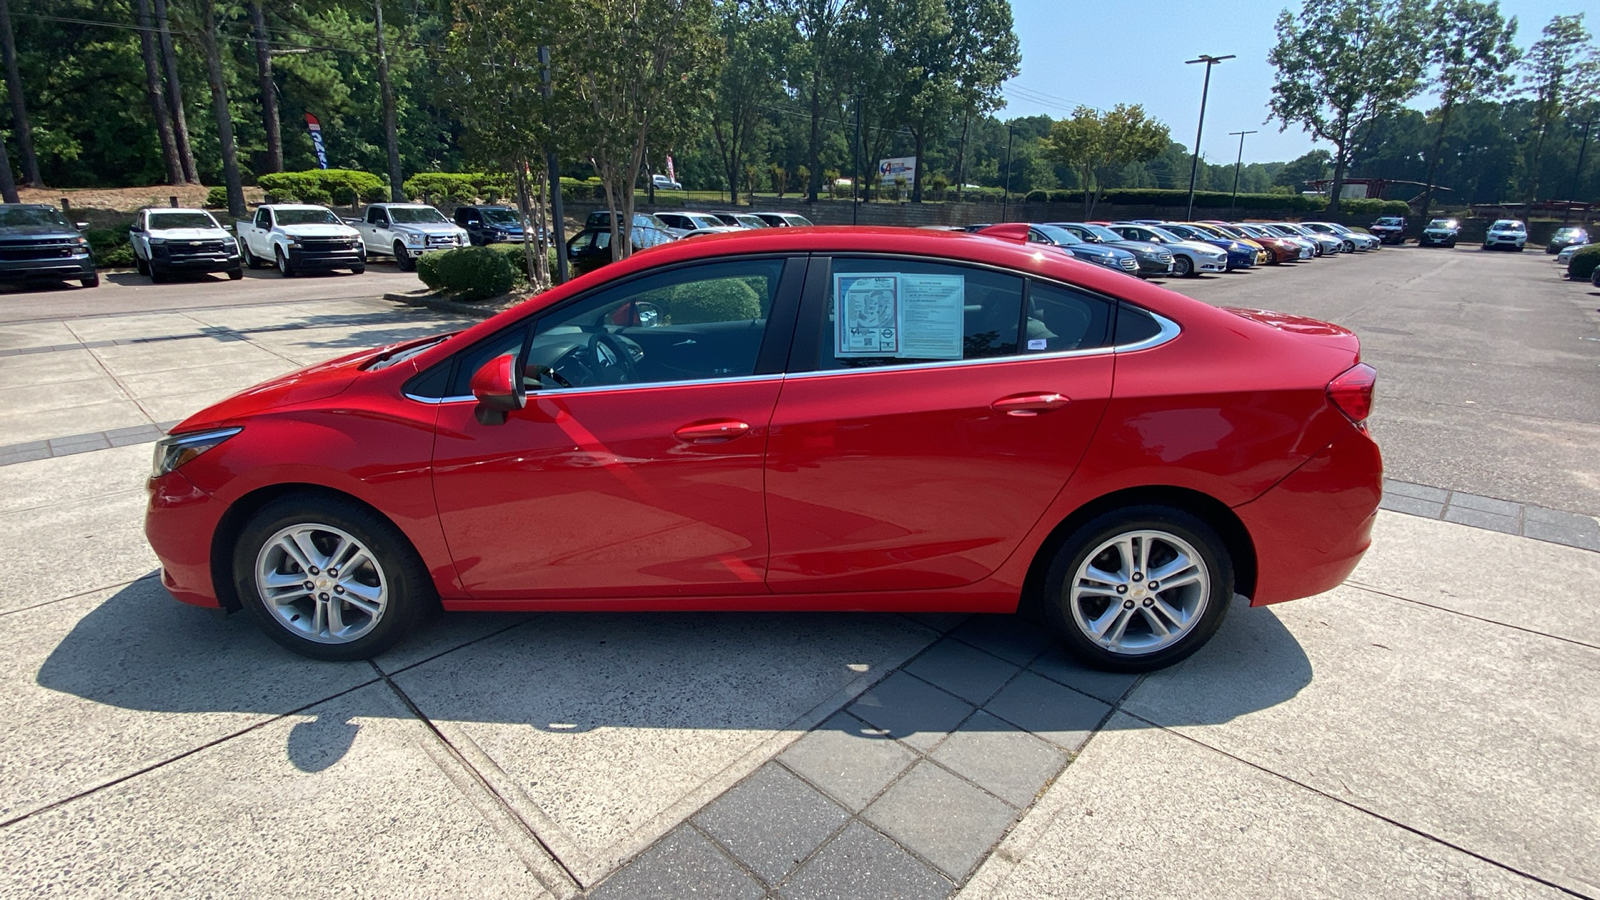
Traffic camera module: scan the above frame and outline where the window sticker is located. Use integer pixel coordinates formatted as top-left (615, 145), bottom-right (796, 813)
top-left (834, 272), bottom-right (964, 360)
top-left (1028, 338), bottom-right (1048, 350)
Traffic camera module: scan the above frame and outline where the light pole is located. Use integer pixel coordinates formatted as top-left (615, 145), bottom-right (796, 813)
top-left (1184, 53), bottom-right (1233, 220)
top-left (1001, 121), bottom-right (1014, 222)
top-left (1228, 129), bottom-right (1256, 219)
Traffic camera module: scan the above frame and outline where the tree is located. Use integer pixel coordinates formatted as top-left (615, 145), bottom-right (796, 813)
top-left (250, 2), bottom-right (283, 174)
top-left (0, 0), bottom-right (40, 187)
top-left (1275, 148), bottom-right (1332, 188)
top-left (1044, 104), bottom-right (1170, 217)
top-left (135, 0), bottom-right (185, 185)
top-left (0, 123), bottom-right (16, 201)
top-left (783, 0), bottom-right (853, 203)
top-left (709, 0), bottom-right (787, 205)
top-left (948, 0), bottom-right (1019, 200)
top-left (373, 0), bottom-right (404, 202)
top-left (190, 0), bottom-right (247, 216)
top-left (1419, 0), bottom-right (1518, 212)
top-left (1520, 14), bottom-right (1599, 203)
top-left (154, 0), bottom-right (199, 183)
top-left (1268, 0), bottom-right (1433, 214)
top-left (569, 0), bottom-right (718, 259)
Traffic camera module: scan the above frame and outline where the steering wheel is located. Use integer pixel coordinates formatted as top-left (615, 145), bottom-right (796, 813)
top-left (586, 330), bottom-right (639, 384)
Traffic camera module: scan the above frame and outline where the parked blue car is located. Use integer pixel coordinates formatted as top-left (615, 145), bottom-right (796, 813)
top-left (1022, 223), bottom-right (1141, 275)
top-left (1160, 223), bottom-right (1256, 270)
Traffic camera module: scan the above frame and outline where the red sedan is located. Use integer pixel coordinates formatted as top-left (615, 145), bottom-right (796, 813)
top-left (145, 226), bottom-right (1380, 671)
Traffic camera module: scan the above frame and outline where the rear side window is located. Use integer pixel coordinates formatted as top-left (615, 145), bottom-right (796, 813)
top-left (817, 258), bottom-right (1022, 369)
top-left (1114, 304), bottom-right (1163, 346)
top-left (1025, 282), bottom-right (1114, 352)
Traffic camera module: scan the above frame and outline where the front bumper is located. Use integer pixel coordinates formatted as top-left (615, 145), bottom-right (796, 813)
top-left (145, 469), bottom-right (228, 608)
top-left (1418, 232), bottom-right (1456, 245)
top-left (1197, 258), bottom-right (1227, 273)
top-left (1234, 425), bottom-right (1382, 606)
top-left (287, 247), bottom-right (365, 269)
top-left (0, 253), bottom-right (96, 281)
top-left (1134, 257), bottom-right (1174, 277)
top-left (152, 245), bottom-right (241, 272)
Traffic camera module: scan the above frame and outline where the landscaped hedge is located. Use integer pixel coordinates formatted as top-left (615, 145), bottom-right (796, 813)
top-left (259, 169), bottom-right (385, 204)
top-left (1013, 187), bottom-right (1409, 216)
top-left (204, 186), bottom-right (229, 209)
top-left (416, 245), bottom-right (516, 301)
top-left (1567, 244), bottom-right (1600, 281)
top-left (558, 177), bottom-right (605, 201)
top-left (403, 172), bottom-right (511, 203)
top-left (635, 276), bottom-right (764, 323)
top-left (86, 229), bottom-right (134, 267)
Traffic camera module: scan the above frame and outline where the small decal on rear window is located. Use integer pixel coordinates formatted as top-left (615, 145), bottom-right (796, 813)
top-left (1027, 338), bottom-right (1047, 350)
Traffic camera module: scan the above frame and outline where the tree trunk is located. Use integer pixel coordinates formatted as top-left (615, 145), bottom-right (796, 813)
top-left (1325, 113), bottom-right (1351, 216)
top-left (154, 0), bottom-right (199, 183)
top-left (953, 113), bottom-right (969, 202)
top-left (0, 0), bottom-right (41, 188)
top-left (198, 0), bottom-right (246, 218)
top-left (910, 129), bottom-right (924, 203)
top-left (806, 71), bottom-right (823, 203)
top-left (250, 2), bottom-right (282, 173)
top-left (1419, 98), bottom-right (1457, 215)
top-left (0, 132), bottom-right (18, 202)
top-left (374, 0), bottom-right (404, 202)
top-left (136, 0), bottom-right (184, 185)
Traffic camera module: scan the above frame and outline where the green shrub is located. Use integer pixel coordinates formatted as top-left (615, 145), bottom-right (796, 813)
top-left (418, 245), bottom-right (516, 301)
top-left (1337, 197), bottom-right (1411, 215)
top-left (403, 172), bottom-right (512, 203)
top-left (86, 228), bottom-right (135, 267)
top-left (1024, 189), bottom-right (1048, 202)
top-left (204, 186), bottom-right (229, 209)
top-left (634, 277), bottom-right (763, 324)
top-left (259, 169), bottom-right (384, 204)
top-left (1568, 244), bottom-right (1600, 281)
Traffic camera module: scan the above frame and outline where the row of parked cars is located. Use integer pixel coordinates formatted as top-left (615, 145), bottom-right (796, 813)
top-left (934, 218), bottom-right (1381, 280)
top-left (565, 209), bottom-right (814, 273)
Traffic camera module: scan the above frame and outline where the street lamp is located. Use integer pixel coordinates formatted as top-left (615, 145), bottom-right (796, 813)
top-left (1185, 53), bottom-right (1233, 221)
top-left (1228, 129), bottom-right (1256, 219)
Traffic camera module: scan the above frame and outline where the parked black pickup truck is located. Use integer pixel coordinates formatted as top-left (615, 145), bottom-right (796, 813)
top-left (0, 204), bottom-right (98, 288)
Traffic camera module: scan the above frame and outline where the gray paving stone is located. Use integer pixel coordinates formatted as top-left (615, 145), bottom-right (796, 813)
top-left (862, 762), bottom-right (1017, 879)
top-left (108, 430), bottom-right (162, 447)
top-left (46, 434), bottom-right (110, 453)
top-left (779, 712), bottom-right (918, 812)
top-left (903, 612), bottom-right (968, 634)
top-left (3, 439), bottom-right (48, 452)
top-left (589, 826), bottom-right (764, 900)
top-left (928, 711), bottom-right (1066, 808)
top-left (904, 638), bottom-right (1020, 705)
top-left (776, 822), bottom-right (952, 900)
top-left (982, 671), bottom-right (1111, 752)
top-left (1521, 517), bottom-right (1600, 551)
top-left (1379, 493), bottom-right (1446, 518)
top-left (946, 614), bottom-right (1053, 666)
top-left (1027, 647), bottom-right (1141, 703)
top-left (1382, 480), bottom-right (1449, 502)
top-left (0, 447), bottom-right (50, 466)
top-left (1442, 505), bottom-right (1520, 535)
top-left (694, 763), bottom-right (849, 886)
top-left (104, 424), bottom-right (161, 439)
top-left (848, 671), bottom-right (974, 751)
top-left (1447, 492), bottom-right (1522, 517)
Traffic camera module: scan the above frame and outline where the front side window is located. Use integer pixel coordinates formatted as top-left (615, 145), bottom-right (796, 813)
top-left (816, 259), bottom-right (1023, 370)
top-left (255, 209), bottom-right (272, 229)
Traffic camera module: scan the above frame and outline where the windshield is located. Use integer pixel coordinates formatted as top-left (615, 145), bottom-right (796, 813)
top-left (781, 214), bottom-right (813, 226)
top-left (1032, 224), bottom-right (1083, 245)
top-left (1076, 223), bottom-right (1122, 243)
top-left (1427, 219), bottom-right (1455, 229)
top-left (148, 211), bottom-right (220, 230)
top-left (1492, 220), bottom-right (1524, 231)
top-left (1163, 224), bottom-right (1208, 241)
top-left (686, 214), bottom-right (723, 229)
top-left (367, 334), bottom-right (453, 371)
top-left (478, 208), bottom-right (520, 225)
top-left (1145, 226), bottom-right (1186, 243)
top-left (276, 208), bottom-right (341, 226)
top-left (388, 206), bottom-right (449, 224)
top-left (1376, 217), bottom-right (1403, 225)
top-left (736, 215), bottom-right (768, 228)
top-left (0, 206), bottom-right (72, 229)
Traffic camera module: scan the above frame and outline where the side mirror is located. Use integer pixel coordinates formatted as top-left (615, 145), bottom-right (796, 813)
top-left (470, 353), bottom-right (526, 426)
top-left (75, 222), bottom-right (89, 230)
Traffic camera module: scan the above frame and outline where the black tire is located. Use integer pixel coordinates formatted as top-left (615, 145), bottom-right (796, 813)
top-left (242, 239), bottom-right (261, 269)
top-left (275, 247), bottom-right (296, 277)
top-left (80, 274), bottom-right (100, 288)
top-left (150, 267), bottom-right (166, 284)
top-left (350, 264), bottom-right (366, 275)
top-left (228, 266), bottom-right (244, 280)
top-left (135, 255), bottom-right (149, 276)
top-left (394, 241), bottom-right (416, 272)
top-left (1172, 255), bottom-right (1193, 277)
top-left (1041, 505), bottom-right (1234, 673)
top-left (232, 494), bottom-right (434, 661)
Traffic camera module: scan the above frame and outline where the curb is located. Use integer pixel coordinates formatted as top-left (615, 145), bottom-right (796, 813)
top-left (381, 291), bottom-right (499, 319)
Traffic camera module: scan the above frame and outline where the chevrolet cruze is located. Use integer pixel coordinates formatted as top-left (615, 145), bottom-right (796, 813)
top-left (146, 227), bottom-right (1382, 672)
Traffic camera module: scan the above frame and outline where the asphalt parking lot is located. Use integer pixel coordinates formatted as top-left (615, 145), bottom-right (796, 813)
top-left (0, 246), bottom-right (1596, 899)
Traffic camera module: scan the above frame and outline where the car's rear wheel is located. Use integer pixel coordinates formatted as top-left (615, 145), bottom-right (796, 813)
top-left (1043, 505), bottom-right (1233, 672)
top-left (232, 495), bottom-right (433, 660)
top-left (1172, 255), bottom-right (1192, 277)
top-left (241, 238), bottom-right (261, 268)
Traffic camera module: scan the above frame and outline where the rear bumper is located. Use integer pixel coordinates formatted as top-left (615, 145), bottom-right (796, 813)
top-left (145, 470), bottom-right (227, 608)
top-left (1234, 425), bottom-right (1383, 606)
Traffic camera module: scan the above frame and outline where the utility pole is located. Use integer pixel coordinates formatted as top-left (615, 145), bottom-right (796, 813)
top-left (1001, 122), bottom-right (1014, 222)
top-left (1566, 119), bottom-right (1593, 226)
top-left (1228, 130), bottom-right (1256, 219)
top-left (1184, 53), bottom-right (1233, 221)
top-left (540, 45), bottom-right (567, 283)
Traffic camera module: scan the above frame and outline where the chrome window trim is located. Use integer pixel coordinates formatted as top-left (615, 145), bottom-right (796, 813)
top-left (408, 371), bottom-right (790, 405)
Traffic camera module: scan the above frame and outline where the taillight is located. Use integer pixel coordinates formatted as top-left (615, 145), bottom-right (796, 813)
top-left (1328, 363), bottom-right (1377, 426)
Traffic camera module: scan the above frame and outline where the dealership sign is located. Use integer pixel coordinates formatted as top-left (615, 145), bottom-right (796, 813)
top-left (877, 156), bottom-right (916, 181)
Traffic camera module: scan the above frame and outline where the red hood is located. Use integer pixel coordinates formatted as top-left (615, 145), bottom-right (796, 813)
top-left (171, 345), bottom-right (380, 432)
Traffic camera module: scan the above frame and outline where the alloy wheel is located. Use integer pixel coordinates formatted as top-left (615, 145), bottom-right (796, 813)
top-left (1069, 529), bottom-right (1210, 656)
top-left (255, 523), bottom-right (388, 644)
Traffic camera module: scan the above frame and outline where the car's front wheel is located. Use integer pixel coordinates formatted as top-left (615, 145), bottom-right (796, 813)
top-left (276, 247), bottom-right (296, 277)
top-left (1043, 505), bottom-right (1234, 672)
top-left (394, 241), bottom-right (416, 272)
top-left (232, 495), bottom-right (433, 660)
top-left (1172, 255), bottom-right (1193, 277)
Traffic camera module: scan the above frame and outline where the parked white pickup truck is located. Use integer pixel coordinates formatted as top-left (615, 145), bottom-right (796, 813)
top-left (344, 203), bottom-right (468, 272)
top-left (235, 204), bottom-right (365, 277)
top-left (130, 207), bottom-right (242, 282)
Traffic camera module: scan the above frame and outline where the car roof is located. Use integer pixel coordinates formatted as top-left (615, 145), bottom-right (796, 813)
top-left (144, 207), bottom-right (215, 215)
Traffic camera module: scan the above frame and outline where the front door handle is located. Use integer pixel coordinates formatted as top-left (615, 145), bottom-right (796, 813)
top-left (673, 419), bottom-right (751, 443)
top-left (992, 393), bottom-right (1071, 416)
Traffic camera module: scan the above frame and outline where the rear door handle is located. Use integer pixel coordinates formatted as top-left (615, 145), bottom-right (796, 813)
top-left (992, 393), bottom-right (1071, 416)
top-left (673, 419), bottom-right (751, 443)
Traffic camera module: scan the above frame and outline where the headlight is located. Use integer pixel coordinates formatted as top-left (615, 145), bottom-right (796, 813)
top-left (151, 427), bottom-right (241, 478)
top-left (286, 239), bottom-right (302, 249)
top-left (148, 237), bottom-right (168, 246)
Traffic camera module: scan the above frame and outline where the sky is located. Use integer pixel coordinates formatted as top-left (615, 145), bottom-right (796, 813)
top-left (999, 0), bottom-right (1571, 165)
